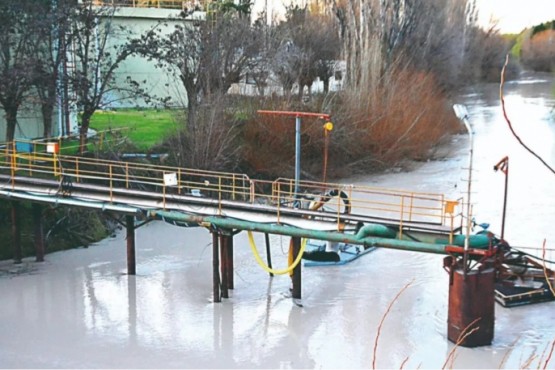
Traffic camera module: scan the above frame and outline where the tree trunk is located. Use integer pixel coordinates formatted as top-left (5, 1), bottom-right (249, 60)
top-left (79, 113), bottom-right (91, 155)
top-left (323, 78), bottom-right (330, 93)
top-left (41, 103), bottom-right (54, 138)
top-left (5, 109), bottom-right (18, 142)
top-left (187, 98), bottom-right (198, 131)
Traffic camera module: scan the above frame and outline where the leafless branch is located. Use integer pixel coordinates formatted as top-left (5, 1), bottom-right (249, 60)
top-left (372, 279), bottom-right (413, 370)
top-left (442, 317), bottom-right (481, 369)
top-left (500, 54), bottom-right (555, 175)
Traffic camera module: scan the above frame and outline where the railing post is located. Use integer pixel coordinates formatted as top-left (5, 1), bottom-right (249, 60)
top-left (399, 196), bottom-right (405, 239)
top-left (232, 174), bottom-right (236, 200)
top-left (409, 193), bottom-right (414, 222)
top-left (218, 177), bottom-right (222, 215)
top-left (75, 158), bottom-right (80, 182)
top-left (177, 168), bottom-right (181, 194)
top-left (109, 165), bottom-right (113, 202)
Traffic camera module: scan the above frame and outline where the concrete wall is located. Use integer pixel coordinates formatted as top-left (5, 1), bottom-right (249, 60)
top-left (107, 7), bottom-right (193, 108)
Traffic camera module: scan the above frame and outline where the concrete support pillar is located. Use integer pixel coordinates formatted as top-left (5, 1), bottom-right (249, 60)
top-left (32, 204), bottom-right (45, 262)
top-left (291, 237), bottom-right (302, 299)
top-left (126, 215), bottom-right (136, 275)
top-left (11, 202), bottom-right (22, 264)
top-left (447, 261), bottom-right (495, 347)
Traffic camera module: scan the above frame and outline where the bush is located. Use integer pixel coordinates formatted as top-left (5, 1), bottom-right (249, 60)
top-left (521, 29), bottom-right (555, 72)
top-left (239, 67), bottom-right (461, 180)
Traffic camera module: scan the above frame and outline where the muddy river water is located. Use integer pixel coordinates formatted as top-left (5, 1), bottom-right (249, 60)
top-left (0, 73), bottom-right (554, 369)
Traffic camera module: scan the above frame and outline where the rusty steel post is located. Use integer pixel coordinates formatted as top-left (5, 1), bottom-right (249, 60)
top-left (226, 234), bottom-right (234, 290)
top-left (212, 232), bottom-right (221, 303)
top-left (11, 202), bottom-right (22, 264)
top-left (264, 233), bottom-right (274, 277)
top-left (32, 203), bottom-right (45, 262)
top-left (447, 265), bottom-right (495, 347)
top-left (126, 215), bottom-right (136, 275)
top-left (219, 234), bottom-right (229, 299)
top-left (291, 237), bottom-right (302, 299)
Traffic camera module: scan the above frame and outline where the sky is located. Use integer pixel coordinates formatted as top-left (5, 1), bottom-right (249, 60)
top-left (252, 0), bottom-right (555, 34)
top-left (475, 0), bottom-right (555, 33)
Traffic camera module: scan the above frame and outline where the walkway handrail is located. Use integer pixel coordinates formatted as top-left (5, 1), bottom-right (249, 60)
top-left (0, 139), bottom-right (463, 234)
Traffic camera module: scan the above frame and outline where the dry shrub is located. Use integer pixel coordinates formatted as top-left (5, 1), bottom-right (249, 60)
top-left (330, 67), bottom-right (461, 175)
top-left (522, 30), bottom-right (555, 72)
top-left (239, 67), bottom-right (461, 180)
top-left (160, 94), bottom-right (243, 172)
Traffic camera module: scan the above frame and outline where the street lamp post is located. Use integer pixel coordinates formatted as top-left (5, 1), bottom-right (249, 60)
top-left (453, 104), bottom-right (474, 275)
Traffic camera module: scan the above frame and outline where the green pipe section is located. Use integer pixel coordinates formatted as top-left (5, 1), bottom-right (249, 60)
top-left (434, 233), bottom-right (491, 249)
top-left (150, 210), bottom-right (455, 255)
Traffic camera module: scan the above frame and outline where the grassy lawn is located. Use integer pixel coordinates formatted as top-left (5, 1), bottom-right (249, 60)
top-left (89, 108), bottom-right (181, 151)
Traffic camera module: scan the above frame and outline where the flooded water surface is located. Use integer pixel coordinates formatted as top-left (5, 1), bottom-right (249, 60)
top-left (1, 73), bottom-right (554, 369)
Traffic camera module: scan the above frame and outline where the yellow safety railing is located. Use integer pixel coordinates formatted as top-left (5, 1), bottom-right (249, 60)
top-left (0, 139), bottom-right (464, 236)
top-left (90, 0), bottom-right (209, 10)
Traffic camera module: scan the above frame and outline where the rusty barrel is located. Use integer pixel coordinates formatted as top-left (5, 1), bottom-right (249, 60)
top-left (447, 267), bottom-right (495, 347)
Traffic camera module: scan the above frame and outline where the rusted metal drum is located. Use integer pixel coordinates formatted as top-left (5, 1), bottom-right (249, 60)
top-left (447, 267), bottom-right (495, 347)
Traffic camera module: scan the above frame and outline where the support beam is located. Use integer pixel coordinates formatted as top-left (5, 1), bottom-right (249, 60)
top-left (291, 237), bottom-right (302, 299)
top-left (11, 202), bottom-right (22, 264)
top-left (32, 203), bottom-right (45, 262)
top-left (212, 232), bottom-right (221, 303)
top-left (219, 234), bottom-right (229, 299)
top-left (126, 215), bottom-right (136, 275)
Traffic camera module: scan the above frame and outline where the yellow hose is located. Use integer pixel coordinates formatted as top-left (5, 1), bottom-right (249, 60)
top-left (247, 230), bottom-right (307, 275)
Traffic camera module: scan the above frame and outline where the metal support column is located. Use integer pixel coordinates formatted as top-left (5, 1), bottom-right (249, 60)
top-left (32, 203), bottom-right (45, 262)
top-left (291, 237), bottom-right (302, 299)
top-left (264, 233), bottom-right (274, 277)
top-left (219, 234), bottom-right (229, 299)
top-left (226, 234), bottom-right (234, 290)
top-left (294, 116), bottom-right (301, 196)
top-left (212, 232), bottom-right (221, 303)
top-left (126, 215), bottom-right (136, 275)
top-left (11, 202), bottom-right (22, 264)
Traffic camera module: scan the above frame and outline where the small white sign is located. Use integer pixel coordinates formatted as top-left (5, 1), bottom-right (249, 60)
top-left (163, 172), bottom-right (178, 186)
top-left (46, 142), bottom-right (59, 154)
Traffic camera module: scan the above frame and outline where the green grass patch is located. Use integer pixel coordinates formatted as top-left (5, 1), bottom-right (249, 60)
top-left (89, 109), bottom-right (181, 150)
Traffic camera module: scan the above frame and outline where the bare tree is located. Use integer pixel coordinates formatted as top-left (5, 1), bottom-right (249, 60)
top-left (0, 0), bottom-right (38, 141)
top-left (136, 4), bottom-right (258, 129)
top-left (31, 0), bottom-right (75, 138)
top-left (271, 5), bottom-right (340, 98)
top-left (69, 2), bottom-right (143, 153)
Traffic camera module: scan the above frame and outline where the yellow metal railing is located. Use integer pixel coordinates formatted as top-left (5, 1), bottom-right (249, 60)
top-left (0, 139), bottom-right (464, 235)
top-left (90, 0), bottom-right (209, 10)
